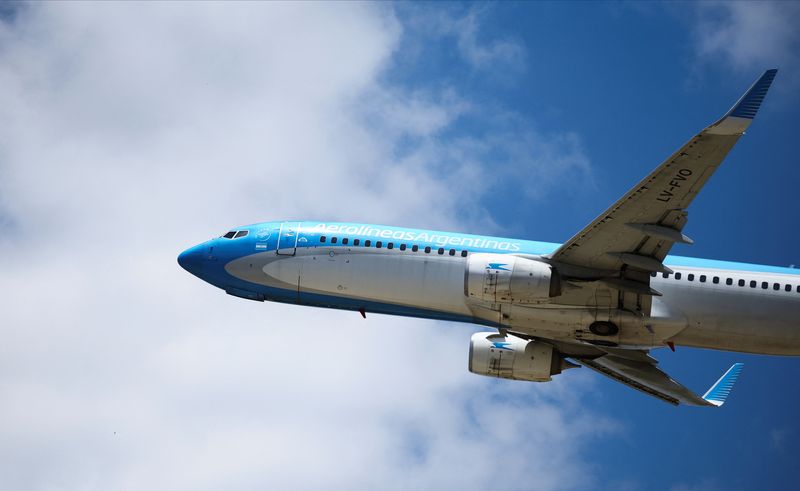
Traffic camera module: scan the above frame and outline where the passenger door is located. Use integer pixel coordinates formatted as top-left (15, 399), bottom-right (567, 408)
top-left (276, 222), bottom-right (300, 255)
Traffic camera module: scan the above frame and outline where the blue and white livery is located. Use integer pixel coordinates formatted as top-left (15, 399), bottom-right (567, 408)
top-left (179, 70), bottom-right (795, 406)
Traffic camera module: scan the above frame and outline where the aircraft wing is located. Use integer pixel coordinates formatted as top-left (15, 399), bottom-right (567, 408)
top-left (549, 70), bottom-right (777, 306)
top-left (574, 349), bottom-right (744, 406)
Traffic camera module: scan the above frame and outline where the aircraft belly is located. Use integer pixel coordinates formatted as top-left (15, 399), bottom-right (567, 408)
top-left (224, 250), bottom-right (800, 354)
top-left (261, 255), bottom-right (300, 289)
top-left (660, 283), bottom-right (800, 355)
top-left (294, 251), bottom-right (471, 315)
top-left (476, 303), bottom-right (680, 348)
top-left (224, 251), bottom-right (300, 298)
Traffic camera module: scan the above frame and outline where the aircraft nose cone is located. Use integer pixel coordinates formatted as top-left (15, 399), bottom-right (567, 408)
top-left (178, 245), bottom-right (205, 275)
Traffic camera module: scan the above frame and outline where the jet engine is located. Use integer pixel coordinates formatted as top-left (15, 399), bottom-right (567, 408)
top-left (468, 332), bottom-right (577, 382)
top-left (465, 253), bottom-right (561, 304)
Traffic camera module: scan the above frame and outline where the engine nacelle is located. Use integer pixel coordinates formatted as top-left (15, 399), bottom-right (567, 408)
top-left (468, 332), bottom-right (576, 382)
top-left (465, 253), bottom-right (560, 304)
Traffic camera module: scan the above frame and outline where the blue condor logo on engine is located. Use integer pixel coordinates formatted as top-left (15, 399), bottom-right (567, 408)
top-left (312, 223), bottom-right (522, 251)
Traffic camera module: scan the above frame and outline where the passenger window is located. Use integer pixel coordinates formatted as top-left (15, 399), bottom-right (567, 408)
top-left (761, 282), bottom-right (768, 289)
top-left (365, 240), bottom-right (371, 247)
top-left (797, 285), bottom-right (800, 293)
top-left (712, 277), bottom-right (719, 284)
top-left (234, 230), bottom-right (248, 238)
top-left (342, 238), bottom-right (349, 245)
top-left (331, 237), bottom-right (338, 244)
top-left (223, 231), bottom-right (236, 239)
top-left (662, 272), bottom-right (670, 278)
top-left (424, 246), bottom-right (431, 253)
top-left (700, 275), bottom-right (706, 283)
top-left (687, 274), bottom-right (694, 281)
top-left (773, 283), bottom-right (780, 291)
top-left (650, 271), bottom-right (657, 278)
top-left (461, 250), bottom-right (468, 257)
top-left (738, 279), bottom-right (745, 287)
top-left (353, 239), bottom-right (360, 246)
top-left (675, 273), bottom-right (682, 280)
top-left (785, 284), bottom-right (792, 292)
top-left (400, 244), bottom-right (407, 251)
top-left (438, 248), bottom-right (445, 255)
top-left (412, 245), bottom-right (419, 252)
top-left (320, 235), bottom-right (326, 243)
top-left (376, 241), bottom-right (382, 248)
top-left (726, 278), bottom-right (732, 285)
top-left (449, 249), bottom-right (456, 256)
top-left (387, 243), bottom-right (394, 250)
top-left (750, 280), bottom-right (757, 288)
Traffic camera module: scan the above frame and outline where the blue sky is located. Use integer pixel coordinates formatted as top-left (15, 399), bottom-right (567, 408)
top-left (0, 2), bottom-right (798, 490)
top-left (385, 3), bottom-right (800, 490)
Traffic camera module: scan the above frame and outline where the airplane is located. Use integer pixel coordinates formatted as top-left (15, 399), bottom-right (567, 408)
top-left (178, 69), bottom-right (797, 407)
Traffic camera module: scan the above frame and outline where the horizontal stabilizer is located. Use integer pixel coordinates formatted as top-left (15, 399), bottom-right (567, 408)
top-left (702, 363), bottom-right (744, 407)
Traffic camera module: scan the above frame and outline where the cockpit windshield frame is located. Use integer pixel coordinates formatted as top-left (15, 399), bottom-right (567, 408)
top-left (222, 230), bottom-right (249, 239)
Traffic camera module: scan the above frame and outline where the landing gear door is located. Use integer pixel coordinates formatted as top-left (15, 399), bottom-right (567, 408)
top-left (277, 222), bottom-right (300, 256)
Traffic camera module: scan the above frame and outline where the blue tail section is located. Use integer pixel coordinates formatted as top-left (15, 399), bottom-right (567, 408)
top-left (702, 363), bottom-right (744, 407)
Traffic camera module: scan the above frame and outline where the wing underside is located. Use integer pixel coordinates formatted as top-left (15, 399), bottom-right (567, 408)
top-left (536, 340), bottom-right (744, 407)
top-left (573, 349), bottom-right (743, 407)
top-left (547, 69), bottom-right (778, 315)
top-left (526, 73), bottom-right (770, 405)
top-left (576, 353), bottom-right (707, 406)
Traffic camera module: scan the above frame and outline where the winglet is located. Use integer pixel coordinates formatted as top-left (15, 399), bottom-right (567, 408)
top-left (706, 69), bottom-right (777, 135)
top-left (701, 363), bottom-right (744, 407)
top-left (728, 69), bottom-right (777, 119)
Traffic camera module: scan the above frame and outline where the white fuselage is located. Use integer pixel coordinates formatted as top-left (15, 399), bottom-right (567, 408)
top-left (220, 222), bottom-right (800, 356)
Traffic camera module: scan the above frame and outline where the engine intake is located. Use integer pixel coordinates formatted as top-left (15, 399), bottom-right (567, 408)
top-left (465, 253), bottom-right (560, 304)
top-left (469, 332), bottom-right (576, 382)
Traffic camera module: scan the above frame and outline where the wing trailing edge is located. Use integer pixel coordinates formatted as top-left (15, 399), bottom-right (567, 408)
top-left (576, 353), bottom-right (744, 407)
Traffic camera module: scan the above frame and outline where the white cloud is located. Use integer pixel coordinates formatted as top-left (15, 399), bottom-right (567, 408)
top-left (452, 8), bottom-right (526, 70)
top-left (667, 480), bottom-right (719, 491)
top-left (0, 3), bottom-right (604, 490)
top-left (769, 428), bottom-right (790, 450)
top-left (692, 2), bottom-right (800, 76)
top-left (399, 4), bottom-right (526, 73)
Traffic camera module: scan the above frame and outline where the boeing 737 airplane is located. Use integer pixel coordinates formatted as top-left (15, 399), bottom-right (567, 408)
top-left (179, 69), bottom-right (797, 406)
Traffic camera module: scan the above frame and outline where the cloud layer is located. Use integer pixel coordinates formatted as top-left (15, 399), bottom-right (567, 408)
top-left (0, 4), bottom-right (605, 490)
top-left (692, 2), bottom-right (800, 82)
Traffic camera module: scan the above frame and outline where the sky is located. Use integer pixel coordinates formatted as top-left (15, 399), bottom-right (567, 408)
top-left (0, 2), bottom-right (798, 490)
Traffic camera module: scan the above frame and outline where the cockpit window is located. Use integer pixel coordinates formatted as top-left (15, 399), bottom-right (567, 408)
top-left (222, 230), bottom-right (249, 239)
